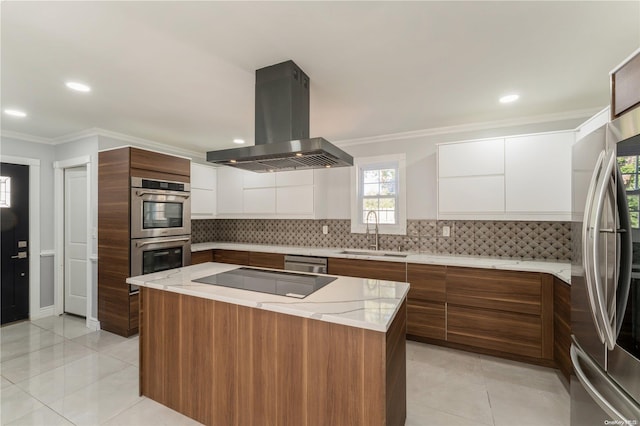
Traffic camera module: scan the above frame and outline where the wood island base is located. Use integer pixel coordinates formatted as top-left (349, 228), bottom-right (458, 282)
top-left (140, 287), bottom-right (407, 426)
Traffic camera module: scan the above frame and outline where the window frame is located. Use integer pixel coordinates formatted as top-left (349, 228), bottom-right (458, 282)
top-left (350, 154), bottom-right (406, 235)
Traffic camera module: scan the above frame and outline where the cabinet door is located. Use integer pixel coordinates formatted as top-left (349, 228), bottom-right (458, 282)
top-left (244, 188), bottom-right (276, 214)
top-left (505, 132), bottom-right (573, 215)
top-left (447, 305), bottom-right (542, 358)
top-left (438, 176), bottom-right (504, 213)
top-left (248, 252), bottom-right (284, 269)
top-left (192, 188), bottom-right (216, 218)
top-left (213, 250), bottom-right (249, 265)
top-left (191, 163), bottom-right (216, 190)
top-left (407, 301), bottom-right (445, 341)
top-left (327, 258), bottom-right (406, 281)
top-left (243, 171), bottom-right (275, 188)
top-left (276, 170), bottom-right (314, 186)
top-left (276, 186), bottom-right (314, 215)
top-left (191, 250), bottom-right (213, 265)
top-left (438, 138), bottom-right (504, 177)
top-left (217, 167), bottom-right (244, 214)
top-left (446, 267), bottom-right (542, 315)
top-left (406, 263), bottom-right (446, 303)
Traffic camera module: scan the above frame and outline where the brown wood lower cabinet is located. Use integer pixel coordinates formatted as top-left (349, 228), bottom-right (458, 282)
top-left (248, 251), bottom-right (284, 269)
top-left (190, 250), bottom-right (213, 265)
top-left (407, 301), bottom-right (445, 340)
top-left (212, 249), bottom-right (249, 265)
top-left (328, 257), bottom-right (406, 282)
top-left (140, 287), bottom-right (406, 426)
top-left (447, 304), bottom-right (543, 359)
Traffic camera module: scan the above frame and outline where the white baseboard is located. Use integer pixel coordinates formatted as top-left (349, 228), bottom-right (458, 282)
top-left (86, 317), bottom-right (100, 331)
top-left (30, 305), bottom-right (55, 320)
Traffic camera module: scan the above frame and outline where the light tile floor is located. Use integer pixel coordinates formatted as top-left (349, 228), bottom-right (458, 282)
top-left (1, 314), bottom-right (569, 425)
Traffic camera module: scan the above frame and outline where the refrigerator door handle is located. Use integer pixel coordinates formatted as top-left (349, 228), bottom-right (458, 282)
top-left (571, 342), bottom-right (640, 422)
top-left (591, 149), bottom-right (618, 349)
top-left (615, 165), bottom-right (633, 338)
top-left (583, 150), bottom-right (607, 342)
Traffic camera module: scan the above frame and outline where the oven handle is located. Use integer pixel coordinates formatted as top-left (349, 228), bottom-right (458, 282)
top-left (134, 190), bottom-right (190, 199)
top-left (134, 237), bottom-right (190, 248)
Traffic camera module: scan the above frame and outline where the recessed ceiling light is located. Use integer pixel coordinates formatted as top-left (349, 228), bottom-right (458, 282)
top-left (65, 81), bottom-right (91, 92)
top-left (4, 109), bottom-right (27, 118)
top-left (499, 94), bottom-right (519, 104)
top-left (229, 159), bottom-right (237, 163)
top-left (295, 153), bottom-right (303, 157)
top-left (233, 139), bottom-right (245, 144)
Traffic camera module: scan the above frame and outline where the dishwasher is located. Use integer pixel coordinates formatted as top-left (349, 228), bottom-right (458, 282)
top-left (284, 255), bottom-right (328, 274)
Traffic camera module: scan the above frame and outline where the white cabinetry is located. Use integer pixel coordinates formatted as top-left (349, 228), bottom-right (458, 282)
top-left (505, 132), bottom-right (573, 217)
top-left (437, 130), bottom-right (574, 220)
top-left (190, 162), bottom-right (217, 218)
top-left (217, 167), bottom-right (244, 214)
top-left (216, 167), bottom-right (323, 218)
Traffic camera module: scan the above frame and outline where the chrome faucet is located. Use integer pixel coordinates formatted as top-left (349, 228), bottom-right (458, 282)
top-left (365, 210), bottom-right (379, 251)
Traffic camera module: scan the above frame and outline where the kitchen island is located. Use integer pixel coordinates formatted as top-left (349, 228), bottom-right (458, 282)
top-left (127, 262), bottom-right (409, 426)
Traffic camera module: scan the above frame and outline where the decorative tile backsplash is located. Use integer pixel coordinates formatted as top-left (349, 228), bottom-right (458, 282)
top-left (192, 219), bottom-right (571, 261)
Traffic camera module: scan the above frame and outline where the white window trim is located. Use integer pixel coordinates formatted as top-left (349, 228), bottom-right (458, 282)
top-left (351, 154), bottom-right (406, 235)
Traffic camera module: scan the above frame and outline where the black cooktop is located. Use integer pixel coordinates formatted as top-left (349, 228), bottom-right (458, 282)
top-left (193, 267), bottom-right (337, 299)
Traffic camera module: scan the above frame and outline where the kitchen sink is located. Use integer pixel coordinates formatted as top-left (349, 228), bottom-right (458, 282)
top-left (339, 250), bottom-right (408, 258)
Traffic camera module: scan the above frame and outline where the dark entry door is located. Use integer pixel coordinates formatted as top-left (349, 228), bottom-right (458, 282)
top-left (1, 163), bottom-right (29, 324)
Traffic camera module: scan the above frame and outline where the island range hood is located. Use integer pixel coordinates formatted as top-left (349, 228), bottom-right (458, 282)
top-left (207, 60), bottom-right (353, 173)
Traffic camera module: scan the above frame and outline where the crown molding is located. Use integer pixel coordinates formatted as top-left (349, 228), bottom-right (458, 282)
top-left (1, 130), bottom-right (55, 145)
top-left (334, 107), bottom-right (602, 147)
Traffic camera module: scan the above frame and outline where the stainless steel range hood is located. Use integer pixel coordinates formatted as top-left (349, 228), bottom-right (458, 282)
top-left (207, 60), bottom-right (353, 173)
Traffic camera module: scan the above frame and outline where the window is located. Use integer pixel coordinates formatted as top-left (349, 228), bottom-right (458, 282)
top-left (0, 176), bottom-right (11, 208)
top-left (351, 154), bottom-right (406, 234)
top-left (618, 156), bottom-right (640, 228)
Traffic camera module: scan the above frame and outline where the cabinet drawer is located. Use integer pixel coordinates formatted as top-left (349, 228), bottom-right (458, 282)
top-left (191, 250), bottom-right (213, 265)
top-left (248, 252), bottom-right (284, 269)
top-left (406, 263), bottom-right (446, 303)
top-left (446, 267), bottom-right (541, 315)
top-left (447, 305), bottom-right (541, 359)
top-left (213, 250), bottom-right (249, 265)
top-left (327, 258), bottom-right (406, 281)
top-left (407, 301), bottom-right (445, 341)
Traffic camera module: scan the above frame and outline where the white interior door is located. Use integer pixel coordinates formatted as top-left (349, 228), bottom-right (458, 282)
top-left (64, 166), bottom-right (87, 316)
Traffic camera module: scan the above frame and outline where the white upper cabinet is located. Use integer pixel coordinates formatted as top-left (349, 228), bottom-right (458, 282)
top-left (276, 169), bottom-right (314, 186)
top-left (438, 138), bottom-right (504, 177)
top-left (190, 162), bottom-right (217, 218)
top-left (504, 131), bottom-right (573, 217)
top-left (437, 130), bottom-right (575, 220)
top-left (243, 172), bottom-right (276, 188)
top-left (216, 167), bottom-right (244, 215)
top-left (215, 166), bottom-right (323, 218)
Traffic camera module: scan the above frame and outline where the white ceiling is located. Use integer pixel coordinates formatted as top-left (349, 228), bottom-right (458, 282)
top-left (1, 1), bottom-right (639, 154)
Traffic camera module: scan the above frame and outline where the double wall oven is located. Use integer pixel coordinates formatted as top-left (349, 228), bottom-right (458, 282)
top-left (129, 177), bottom-right (191, 293)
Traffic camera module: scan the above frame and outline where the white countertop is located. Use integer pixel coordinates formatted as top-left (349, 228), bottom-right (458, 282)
top-left (191, 242), bottom-right (572, 284)
top-left (127, 262), bottom-right (409, 333)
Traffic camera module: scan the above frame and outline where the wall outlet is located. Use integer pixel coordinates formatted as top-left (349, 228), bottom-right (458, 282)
top-left (442, 226), bottom-right (450, 237)
top-left (322, 225), bottom-right (329, 235)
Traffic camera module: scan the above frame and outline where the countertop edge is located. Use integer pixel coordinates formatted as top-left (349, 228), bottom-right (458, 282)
top-left (191, 242), bottom-right (572, 285)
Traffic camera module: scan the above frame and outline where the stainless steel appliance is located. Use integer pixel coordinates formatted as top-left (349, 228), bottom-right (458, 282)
top-left (571, 104), bottom-right (640, 424)
top-left (207, 60), bottom-right (353, 172)
top-left (284, 255), bottom-right (328, 274)
top-left (130, 177), bottom-right (191, 239)
top-left (130, 235), bottom-right (191, 293)
top-left (193, 267), bottom-right (336, 298)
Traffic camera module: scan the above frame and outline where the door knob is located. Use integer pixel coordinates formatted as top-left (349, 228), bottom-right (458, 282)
top-left (10, 252), bottom-right (27, 259)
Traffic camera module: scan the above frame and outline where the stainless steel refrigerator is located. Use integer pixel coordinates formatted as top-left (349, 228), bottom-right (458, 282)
top-left (571, 105), bottom-right (640, 424)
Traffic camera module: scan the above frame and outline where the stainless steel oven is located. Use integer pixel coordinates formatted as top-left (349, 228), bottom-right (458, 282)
top-left (131, 177), bottom-right (191, 239)
top-left (129, 235), bottom-right (191, 293)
